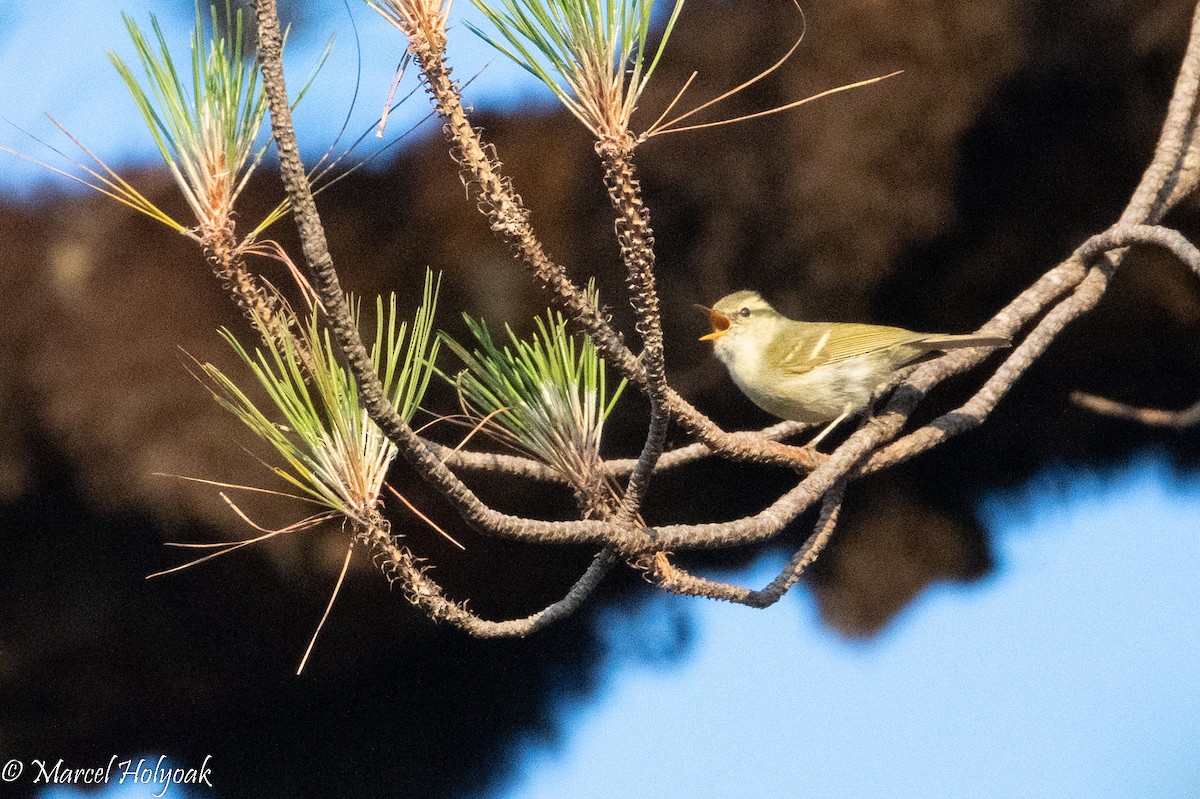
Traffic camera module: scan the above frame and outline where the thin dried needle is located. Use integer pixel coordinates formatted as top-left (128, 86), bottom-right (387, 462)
top-left (642, 0), bottom-right (807, 139)
top-left (645, 70), bottom-right (698, 136)
top-left (215, 492), bottom-right (335, 534)
top-left (159, 516), bottom-right (324, 551)
top-left (296, 541), bottom-right (356, 676)
top-left (647, 70), bottom-right (904, 139)
top-left (148, 495), bottom-right (336, 578)
top-left (378, 54), bottom-right (411, 137)
top-left (412, 412), bottom-right (480, 435)
top-left (448, 407), bottom-right (509, 455)
top-left (148, 517), bottom-right (334, 578)
top-left (149, 528), bottom-right (297, 577)
top-left (386, 483), bottom-right (465, 550)
top-left (152, 471), bottom-right (326, 506)
top-left (239, 239), bottom-right (325, 312)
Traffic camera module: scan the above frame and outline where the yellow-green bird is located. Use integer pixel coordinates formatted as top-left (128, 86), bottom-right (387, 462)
top-left (699, 290), bottom-right (1010, 427)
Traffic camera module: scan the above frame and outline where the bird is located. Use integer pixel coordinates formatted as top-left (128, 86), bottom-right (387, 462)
top-left (698, 290), bottom-right (1010, 438)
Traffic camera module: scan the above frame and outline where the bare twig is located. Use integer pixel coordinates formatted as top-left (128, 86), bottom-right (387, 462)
top-left (1070, 392), bottom-right (1200, 428)
top-left (427, 419), bottom-right (810, 482)
top-left (861, 224), bottom-right (1200, 473)
top-left (361, 511), bottom-right (617, 637)
top-left (1060, 0), bottom-right (1200, 429)
top-left (647, 485), bottom-right (844, 606)
top-left (860, 0), bottom-right (1200, 467)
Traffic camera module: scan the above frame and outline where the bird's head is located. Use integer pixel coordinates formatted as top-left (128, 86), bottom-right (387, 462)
top-left (697, 290), bottom-right (780, 343)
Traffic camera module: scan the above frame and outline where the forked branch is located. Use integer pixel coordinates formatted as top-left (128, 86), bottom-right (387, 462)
top-left (647, 486), bottom-right (844, 607)
top-left (255, 0), bottom-right (642, 550)
top-left (244, 0), bottom-right (1200, 627)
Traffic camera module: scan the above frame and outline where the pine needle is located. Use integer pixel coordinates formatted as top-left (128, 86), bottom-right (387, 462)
top-left (296, 541), bottom-right (357, 676)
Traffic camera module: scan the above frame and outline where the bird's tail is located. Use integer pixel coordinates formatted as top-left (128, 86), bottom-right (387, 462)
top-left (922, 333), bottom-right (1011, 351)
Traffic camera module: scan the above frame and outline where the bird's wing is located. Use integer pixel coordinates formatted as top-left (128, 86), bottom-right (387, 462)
top-left (776, 324), bottom-right (927, 374)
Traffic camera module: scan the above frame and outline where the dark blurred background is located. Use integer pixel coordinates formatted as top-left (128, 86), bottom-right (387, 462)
top-left (1, 0), bottom-right (1198, 796)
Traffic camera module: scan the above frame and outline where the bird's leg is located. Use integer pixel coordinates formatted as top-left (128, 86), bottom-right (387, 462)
top-left (807, 407), bottom-right (852, 450)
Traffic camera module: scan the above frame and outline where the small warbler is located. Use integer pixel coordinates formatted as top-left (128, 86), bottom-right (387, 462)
top-left (699, 290), bottom-right (1010, 428)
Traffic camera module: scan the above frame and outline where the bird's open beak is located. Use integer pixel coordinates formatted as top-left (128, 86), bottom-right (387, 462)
top-left (695, 304), bottom-right (731, 341)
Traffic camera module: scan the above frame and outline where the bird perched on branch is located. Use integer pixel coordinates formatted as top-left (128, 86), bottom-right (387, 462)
top-left (699, 290), bottom-right (1010, 439)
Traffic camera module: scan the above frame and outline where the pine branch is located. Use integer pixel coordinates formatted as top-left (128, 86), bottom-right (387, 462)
top-left (645, 486), bottom-right (843, 607)
top-left (595, 134), bottom-right (669, 520)
top-left (254, 0), bottom-right (629, 549)
top-left (362, 511), bottom-right (617, 637)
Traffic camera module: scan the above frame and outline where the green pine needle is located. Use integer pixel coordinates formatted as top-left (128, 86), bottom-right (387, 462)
top-left (108, 1), bottom-right (270, 229)
top-left (440, 287), bottom-right (626, 480)
top-left (199, 271), bottom-right (442, 523)
top-left (466, 0), bottom-right (685, 137)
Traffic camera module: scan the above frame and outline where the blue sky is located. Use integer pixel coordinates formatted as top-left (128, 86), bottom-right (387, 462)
top-left (8, 4), bottom-right (1200, 799)
top-left (0, 1), bottom-right (550, 199)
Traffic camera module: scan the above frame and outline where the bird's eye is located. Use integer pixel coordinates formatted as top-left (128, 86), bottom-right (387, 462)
top-left (738, 307), bottom-right (751, 318)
